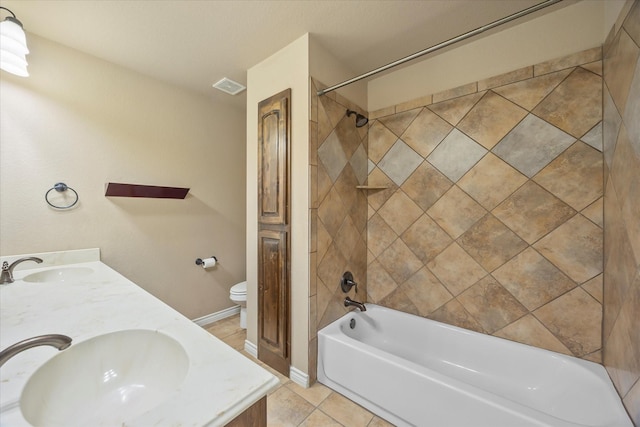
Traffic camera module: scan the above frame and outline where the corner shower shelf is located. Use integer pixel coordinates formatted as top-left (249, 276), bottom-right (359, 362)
top-left (356, 186), bottom-right (389, 190)
top-left (105, 183), bottom-right (190, 199)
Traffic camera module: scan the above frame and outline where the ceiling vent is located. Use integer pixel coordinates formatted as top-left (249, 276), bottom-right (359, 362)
top-left (212, 77), bottom-right (246, 95)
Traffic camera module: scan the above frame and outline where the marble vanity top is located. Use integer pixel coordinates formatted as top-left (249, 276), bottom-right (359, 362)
top-left (0, 249), bottom-right (278, 426)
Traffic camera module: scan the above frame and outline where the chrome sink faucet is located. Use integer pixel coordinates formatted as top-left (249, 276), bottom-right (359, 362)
top-left (0, 334), bottom-right (72, 368)
top-left (0, 257), bottom-right (43, 284)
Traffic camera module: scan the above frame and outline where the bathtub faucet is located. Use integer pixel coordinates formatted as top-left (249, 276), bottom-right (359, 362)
top-left (1, 257), bottom-right (43, 284)
top-left (344, 297), bottom-right (366, 312)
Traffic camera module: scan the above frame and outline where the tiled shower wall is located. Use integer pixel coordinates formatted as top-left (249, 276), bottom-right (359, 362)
top-left (367, 47), bottom-right (605, 362)
top-left (602, 1), bottom-right (640, 422)
top-left (309, 78), bottom-right (369, 382)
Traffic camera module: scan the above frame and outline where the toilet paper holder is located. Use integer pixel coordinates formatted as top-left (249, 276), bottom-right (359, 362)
top-left (195, 256), bottom-right (218, 266)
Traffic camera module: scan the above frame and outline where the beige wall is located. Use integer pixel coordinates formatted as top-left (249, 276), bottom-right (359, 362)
top-left (367, 0), bottom-right (605, 112)
top-left (602, 0), bottom-right (640, 423)
top-left (246, 34), bottom-right (310, 374)
top-left (310, 37), bottom-right (368, 112)
top-left (0, 34), bottom-right (247, 320)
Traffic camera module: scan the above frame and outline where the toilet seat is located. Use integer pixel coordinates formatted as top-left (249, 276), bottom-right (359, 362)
top-left (230, 281), bottom-right (247, 299)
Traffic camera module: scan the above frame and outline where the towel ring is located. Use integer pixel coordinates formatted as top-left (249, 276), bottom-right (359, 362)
top-left (45, 182), bottom-right (79, 209)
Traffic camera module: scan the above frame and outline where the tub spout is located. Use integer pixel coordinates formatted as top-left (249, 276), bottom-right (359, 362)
top-left (0, 334), bottom-right (72, 368)
top-left (344, 297), bottom-right (366, 312)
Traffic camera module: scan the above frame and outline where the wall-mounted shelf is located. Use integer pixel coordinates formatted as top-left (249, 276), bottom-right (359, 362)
top-left (356, 186), bottom-right (389, 190)
top-left (105, 183), bottom-right (190, 199)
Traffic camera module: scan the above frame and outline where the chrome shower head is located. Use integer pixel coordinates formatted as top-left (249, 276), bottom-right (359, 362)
top-left (346, 109), bottom-right (368, 128)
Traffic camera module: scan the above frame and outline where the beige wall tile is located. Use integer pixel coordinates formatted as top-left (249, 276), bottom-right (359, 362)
top-left (427, 186), bottom-right (486, 239)
top-left (534, 214), bottom-right (603, 284)
top-left (368, 121), bottom-right (397, 163)
top-left (400, 267), bottom-right (453, 316)
top-left (582, 197), bottom-right (604, 228)
top-left (457, 276), bottom-right (527, 333)
top-left (367, 259), bottom-right (399, 303)
top-left (378, 239), bottom-right (424, 284)
top-left (401, 214), bottom-right (452, 264)
top-left (492, 181), bottom-right (576, 244)
top-left (429, 299), bottom-right (484, 333)
top-left (604, 29), bottom-right (640, 115)
top-left (582, 60), bottom-right (603, 76)
top-left (493, 247), bottom-right (577, 311)
top-left (493, 68), bottom-right (572, 111)
top-left (494, 314), bottom-right (572, 355)
top-left (534, 287), bottom-right (602, 357)
top-left (367, 214), bottom-right (398, 258)
top-left (458, 214), bottom-right (527, 272)
top-left (533, 141), bottom-right (604, 211)
top-left (378, 191), bottom-right (423, 235)
top-left (401, 162), bottom-right (453, 211)
top-left (582, 274), bottom-right (604, 304)
top-left (533, 68), bottom-right (603, 139)
top-left (379, 287), bottom-right (421, 315)
top-left (457, 91), bottom-right (527, 149)
top-left (534, 46), bottom-right (602, 76)
top-left (428, 91), bottom-right (485, 126)
top-left (427, 243), bottom-right (487, 296)
top-left (378, 108), bottom-right (421, 137)
top-left (396, 94), bottom-right (433, 113)
top-left (458, 153), bottom-right (528, 211)
top-left (369, 106), bottom-right (396, 120)
top-left (432, 82), bottom-right (478, 103)
top-left (478, 66), bottom-right (533, 91)
top-left (400, 108), bottom-right (453, 157)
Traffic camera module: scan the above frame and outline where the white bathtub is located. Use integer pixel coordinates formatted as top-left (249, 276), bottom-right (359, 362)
top-left (317, 304), bottom-right (632, 427)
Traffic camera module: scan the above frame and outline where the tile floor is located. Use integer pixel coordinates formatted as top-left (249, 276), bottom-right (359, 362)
top-left (205, 315), bottom-right (394, 427)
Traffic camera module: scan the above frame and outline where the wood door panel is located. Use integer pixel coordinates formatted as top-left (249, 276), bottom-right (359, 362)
top-left (258, 91), bottom-right (290, 225)
top-left (258, 229), bottom-right (288, 355)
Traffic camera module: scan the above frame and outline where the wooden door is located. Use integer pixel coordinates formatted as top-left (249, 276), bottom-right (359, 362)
top-left (257, 89), bottom-right (291, 376)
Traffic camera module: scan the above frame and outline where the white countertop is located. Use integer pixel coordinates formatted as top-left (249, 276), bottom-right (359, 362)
top-left (0, 249), bottom-right (278, 426)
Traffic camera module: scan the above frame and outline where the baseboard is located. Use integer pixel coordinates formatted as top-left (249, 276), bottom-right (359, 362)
top-left (244, 340), bottom-right (309, 388)
top-left (244, 340), bottom-right (258, 358)
top-left (192, 305), bottom-right (240, 327)
top-left (290, 366), bottom-right (310, 388)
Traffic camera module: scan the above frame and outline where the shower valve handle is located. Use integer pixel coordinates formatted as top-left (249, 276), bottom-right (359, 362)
top-left (341, 271), bottom-right (358, 294)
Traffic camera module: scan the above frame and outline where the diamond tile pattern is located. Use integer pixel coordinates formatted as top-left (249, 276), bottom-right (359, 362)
top-left (311, 49), bottom-right (607, 374)
top-left (533, 67), bottom-right (603, 138)
top-left (492, 181), bottom-right (576, 244)
top-left (400, 108), bottom-right (453, 157)
top-left (318, 130), bottom-right (348, 183)
top-left (363, 49), bottom-right (605, 361)
top-left (493, 114), bottom-right (576, 178)
top-left (533, 141), bottom-right (603, 211)
top-left (311, 81), bottom-right (369, 336)
top-left (378, 140), bottom-right (423, 186)
top-left (457, 91), bottom-right (527, 149)
top-left (427, 129), bottom-right (487, 182)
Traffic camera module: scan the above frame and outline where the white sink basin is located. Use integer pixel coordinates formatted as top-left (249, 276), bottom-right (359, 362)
top-left (22, 267), bottom-right (94, 283)
top-left (20, 330), bottom-right (189, 426)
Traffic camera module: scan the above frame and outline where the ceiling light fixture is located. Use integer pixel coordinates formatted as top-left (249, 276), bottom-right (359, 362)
top-left (0, 6), bottom-right (29, 77)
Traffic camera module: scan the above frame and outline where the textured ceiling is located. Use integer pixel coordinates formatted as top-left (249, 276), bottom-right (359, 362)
top-left (1, 0), bottom-right (563, 110)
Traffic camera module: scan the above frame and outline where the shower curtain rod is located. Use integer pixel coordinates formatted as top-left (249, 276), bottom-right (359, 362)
top-left (317, 0), bottom-right (563, 97)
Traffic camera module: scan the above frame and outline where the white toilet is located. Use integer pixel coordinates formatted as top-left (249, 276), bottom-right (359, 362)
top-left (229, 281), bottom-right (247, 329)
